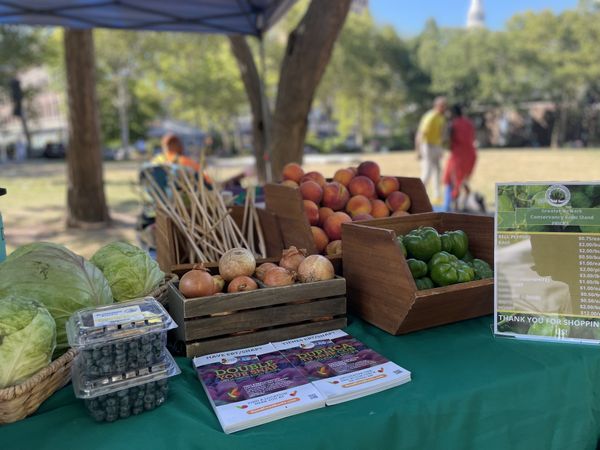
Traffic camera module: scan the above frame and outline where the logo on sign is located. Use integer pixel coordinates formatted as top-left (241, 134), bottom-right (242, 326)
top-left (545, 184), bottom-right (570, 207)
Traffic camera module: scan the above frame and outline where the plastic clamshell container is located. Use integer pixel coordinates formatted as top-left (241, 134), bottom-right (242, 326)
top-left (72, 349), bottom-right (181, 399)
top-left (66, 297), bottom-right (176, 348)
top-left (75, 332), bottom-right (168, 380)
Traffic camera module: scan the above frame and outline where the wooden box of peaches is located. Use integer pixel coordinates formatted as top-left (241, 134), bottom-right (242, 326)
top-left (168, 248), bottom-right (347, 357)
top-left (264, 161), bottom-right (433, 258)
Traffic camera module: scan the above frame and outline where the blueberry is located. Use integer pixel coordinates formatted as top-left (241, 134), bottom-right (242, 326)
top-left (91, 410), bottom-right (106, 422)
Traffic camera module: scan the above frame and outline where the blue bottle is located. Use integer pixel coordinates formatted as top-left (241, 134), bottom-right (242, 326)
top-left (0, 187), bottom-right (6, 262)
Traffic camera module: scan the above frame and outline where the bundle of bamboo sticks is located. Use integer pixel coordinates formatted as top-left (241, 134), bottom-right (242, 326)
top-left (142, 167), bottom-right (266, 263)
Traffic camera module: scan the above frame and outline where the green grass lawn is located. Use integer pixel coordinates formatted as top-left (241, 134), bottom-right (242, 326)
top-left (1, 148), bottom-right (599, 258)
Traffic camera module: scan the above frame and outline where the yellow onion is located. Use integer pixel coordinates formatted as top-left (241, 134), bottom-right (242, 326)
top-left (219, 248), bottom-right (256, 281)
top-left (263, 266), bottom-right (296, 287)
top-left (255, 262), bottom-right (278, 281)
top-left (179, 264), bottom-right (214, 298)
top-left (297, 255), bottom-right (335, 283)
top-left (279, 246), bottom-right (306, 272)
top-left (326, 240), bottom-right (342, 256)
top-left (212, 275), bottom-right (225, 293)
top-left (227, 276), bottom-right (258, 293)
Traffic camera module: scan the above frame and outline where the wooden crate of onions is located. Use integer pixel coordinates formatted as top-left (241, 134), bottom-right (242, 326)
top-left (168, 247), bottom-right (347, 357)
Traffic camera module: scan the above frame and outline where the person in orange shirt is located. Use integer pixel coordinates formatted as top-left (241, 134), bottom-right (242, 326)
top-left (152, 133), bottom-right (200, 171)
top-left (151, 133), bottom-right (213, 185)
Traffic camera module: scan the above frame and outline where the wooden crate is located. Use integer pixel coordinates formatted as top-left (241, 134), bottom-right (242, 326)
top-left (342, 212), bottom-right (494, 335)
top-left (264, 176), bottom-right (432, 255)
top-left (155, 205), bottom-right (284, 272)
top-left (168, 271), bottom-right (347, 357)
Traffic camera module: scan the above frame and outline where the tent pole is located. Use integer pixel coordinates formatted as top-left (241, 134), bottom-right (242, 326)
top-left (257, 34), bottom-right (272, 183)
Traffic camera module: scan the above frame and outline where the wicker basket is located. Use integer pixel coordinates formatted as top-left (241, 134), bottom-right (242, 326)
top-left (0, 348), bottom-right (77, 424)
top-left (151, 273), bottom-right (178, 307)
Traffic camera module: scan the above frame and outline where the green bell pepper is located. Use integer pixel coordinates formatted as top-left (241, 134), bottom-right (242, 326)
top-left (461, 250), bottom-right (474, 264)
top-left (428, 251), bottom-right (475, 286)
top-left (472, 258), bottom-right (493, 280)
top-left (439, 230), bottom-right (469, 259)
top-left (403, 227), bottom-right (441, 262)
top-left (415, 277), bottom-right (434, 290)
top-left (395, 236), bottom-right (407, 257)
top-left (407, 258), bottom-right (428, 278)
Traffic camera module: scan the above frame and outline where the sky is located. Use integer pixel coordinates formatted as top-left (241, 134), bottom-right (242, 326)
top-left (370, 0), bottom-right (580, 35)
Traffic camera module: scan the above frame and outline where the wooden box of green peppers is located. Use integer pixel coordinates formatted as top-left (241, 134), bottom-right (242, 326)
top-left (343, 212), bottom-right (494, 335)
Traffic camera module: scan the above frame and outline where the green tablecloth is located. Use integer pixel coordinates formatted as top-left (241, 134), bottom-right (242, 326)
top-left (3, 316), bottom-right (600, 450)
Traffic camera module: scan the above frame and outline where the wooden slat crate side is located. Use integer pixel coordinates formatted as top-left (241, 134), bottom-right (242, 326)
top-left (264, 183), bottom-right (317, 254)
top-left (395, 176), bottom-right (433, 213)
top-left (398, 280), bottom-right (494, 334)
top-left (183, 296), bottom-right (347, 340)
top-left (341, 222), bottom-right (415, 334)
top-left (155, 208), bottom-right (176, 272)
top-left (257, 208), bottom-right (285, 257)
top-left (168, 277), bottom-right (346, 318)
top-left (184, 318), bottom-right (348, 357)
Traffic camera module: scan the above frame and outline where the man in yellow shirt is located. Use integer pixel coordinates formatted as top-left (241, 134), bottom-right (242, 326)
top-left (415, 97), bottom-right (447, 201)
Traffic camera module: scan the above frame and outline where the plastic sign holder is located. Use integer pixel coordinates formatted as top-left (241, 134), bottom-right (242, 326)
top-left (494, 182), bottom-right (600, 344)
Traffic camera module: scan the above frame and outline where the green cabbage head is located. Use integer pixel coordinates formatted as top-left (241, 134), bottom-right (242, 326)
top-left (0, 296), bottom-right (56, 388)
top-left (0, 242), bottom-right (113, 353)
top-left (91, 242), bottom-right (164, 302)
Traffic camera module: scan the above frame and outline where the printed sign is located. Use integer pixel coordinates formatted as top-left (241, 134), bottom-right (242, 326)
top-left (494, 183), bottom-right (600, 343)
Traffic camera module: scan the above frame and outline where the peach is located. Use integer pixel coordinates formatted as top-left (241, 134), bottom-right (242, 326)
top-left (311, 226), bottom-right (329, 253)
top-left (303, 200), bottom-right (320, 226)
top-left (299, 180), bottom-right (323, 204)
top-left (370, 199), bottom-right (390, 218)
top-left (376, 176), bottom-right (400, 198)
top-left (352, 214), bottom-right (374, 222)
top-left (326, 240), bottom-right (342, 256)
top-left (346, 195), bottom-right (372, 217)
top-left (281, 180), bottom-right (299, 188)
top-left (357, 160), bottom-right (380, 183)
top-left (386, 191), bottom-right (411, 212)
top-left (391, 210), bottom-right (411, 217)
top-left (333, 168), bottom-right (355, 186)
top-left (322, 182), bottom-right (350, 211)
top-left (282, 162), bottom-right (304, 183)
top-left (323, 211), bottom-right (352, 241)
top-left (318, 207), bottom-right (335, 226)
top-left (300, 171), bottom-right (326, 188)
top-left (348, 176), bottom-right (376, 198)
top-left (348, 166), bottom-right (358, 175)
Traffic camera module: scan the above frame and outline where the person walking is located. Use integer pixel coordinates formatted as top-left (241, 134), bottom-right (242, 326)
top-left (415, 96), bottom-right (447, 202)
top-left (442, 104), bottom-right (477, 211)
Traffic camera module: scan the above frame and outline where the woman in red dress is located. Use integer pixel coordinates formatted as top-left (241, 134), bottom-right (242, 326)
top-left (442, 105), bottom-right (477, 211)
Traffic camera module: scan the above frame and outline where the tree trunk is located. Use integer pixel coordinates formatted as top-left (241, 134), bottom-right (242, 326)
top-left (64, 29), bottom-right (110, 227)
top-left (551, 102), bottom-right (568, 149)
top-left (229, 35), bottom-right (268, 183)
top-left (270, 0), bottom-right (352, 177)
